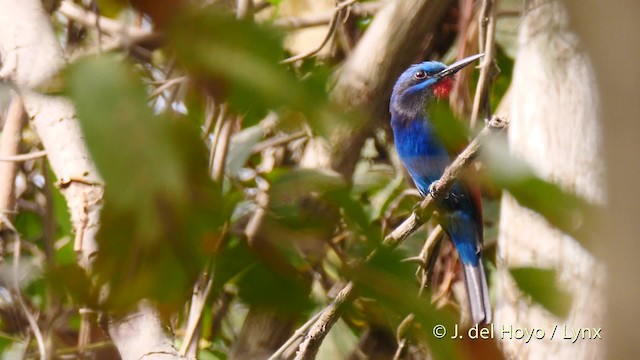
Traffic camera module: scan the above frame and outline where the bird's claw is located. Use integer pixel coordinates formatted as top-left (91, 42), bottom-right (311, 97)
top-left (428, 184), bottom-right (437, 199)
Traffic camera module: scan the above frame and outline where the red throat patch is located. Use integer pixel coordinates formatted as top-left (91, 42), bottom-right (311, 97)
top-left (433, 77), bottom-right (454, 98)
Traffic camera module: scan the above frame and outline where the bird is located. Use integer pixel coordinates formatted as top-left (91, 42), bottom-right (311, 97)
top-left (389, 53), bottom-right (491, 324)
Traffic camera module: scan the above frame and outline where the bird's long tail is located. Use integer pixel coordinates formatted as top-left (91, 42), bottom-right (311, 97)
top-left (462, 262), bottom-right (492, 324)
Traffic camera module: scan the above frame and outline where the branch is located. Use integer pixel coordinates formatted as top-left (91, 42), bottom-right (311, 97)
top-left (11, 230), bottom-right (47, 360)
top-left (470, 0), bottom-right (497, 127)
top-left (272, 1), bottom-right (383, 30)
top-left (292, 116), bottom-right (509, 360)
top-left (0, 96), bottom-right (27, 223)
top-left (59, 1), bottom-right (150, 39)
top-left (0, 150), bottom-right (47, 162)
top-left (280, 0), bottom-right (356, 64)
top-left (59, 1), bottom-right (162, 58)
top-left (293, 282), bottom-right (355, 360)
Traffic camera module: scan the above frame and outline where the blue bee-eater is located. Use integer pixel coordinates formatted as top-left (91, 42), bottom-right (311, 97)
top-left (389, 53), bottom-right (491, 324)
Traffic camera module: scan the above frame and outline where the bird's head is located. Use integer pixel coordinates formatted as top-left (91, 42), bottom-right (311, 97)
top-left (390, 53), bottom-right (484, 119)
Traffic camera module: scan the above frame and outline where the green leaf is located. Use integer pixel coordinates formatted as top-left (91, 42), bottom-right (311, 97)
top-left (65, 57), bottom-right (227, 312)
top-left (509, 267), bottom-right (572, 318)
top-left (235, 260), bottom-right (312, 313)
top-left (13, 212), bottom-right (42, 240)
top-left (268, 168), bottom-right (345, 205)
top-left (226, 125), bottom-right (265, 177)
top-left (366, 174), bottom-right (404, 222)
top-left (348, 247), bottom-right (459, 360)
top-left (167, 8), bottom-right (337, 137)
top-left (47, 263), bottom-right (95, 307)
top-left (482, 137), bottom-right (590, 239)
top-left (95, 0), bottom-right (129, 18)
top-left (491, 47), bottom-right (514, 111)
top-left (50, 169), bottom-right (72, 240)
top-left (428, 101), bottom-right (470, 151)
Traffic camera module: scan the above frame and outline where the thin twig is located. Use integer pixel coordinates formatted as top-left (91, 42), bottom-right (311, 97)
top-left (209, 290), bottom-right (233, 340)
top-left (0, 150), bottom-right (47, 162)
top-left (292, 117), bottom-right (509, 360)
top-left (55, 340), bottom-right (113, 356)
top-left (209, 104), bottom-right (233, 181)
top-left (201, 98), bottom-right (219, 139)
top-left (280, 0), bottom-right (357, 64)
top-left (0, 96), bottom-right (26, 212)
top-left (382, 188), bottom-right (421, 233)
top-left (78, 307), bottom-right (96, 356)
top-left (237, 0), bottom-right (253, 20)
top-left (268, 308), bottom-right (325, 360)
top-left (393, 313), bottom-right (414, 360)
top-left (416, 225), bottom-right (445, 298)
top-left (273, 1), bottom-right (383, 30)
top-left (182, 102), bottom-right (235, 356)
top-left (470, 0), bottom-right (497, 128)
top-left (252, 130), bottom-right (308, 154)
top-left (0, 95), bottom-right (26, 259)
top-left (59, 1), bottom-right (150, 39)
top-left (179, 272), bottom-right (214, 356)
top-left (293, 282), bottom-right (355, 360)
top-left (10, 225), bottom-right (47, 360)
top-left (62, 1), bottom-right (162, 60)
top-left (148, 76), bottom-right (188, 100)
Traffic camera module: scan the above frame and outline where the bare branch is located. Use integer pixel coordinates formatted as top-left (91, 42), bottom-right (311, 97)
top-left (0, 150), bottom-right (47, 162)
top-left (179, 274), bottom-right (213, 357)
top-left (60, 1), bottom-right (162, 58)
top-left (0, 96), bottom-right (27, 225)
top-left (273, 1), bottom-right (383, 30)
top-left (280, 0), bottom-right (356, 64)
top-left (59, 1), bottom-right (150, 39)
top-left (470, 0), bottom-right (498, 127)
top-left (11, 229), bottom-right (47, 360)
top-left (293, 282), bottom-right (355, 360)
top-left (268, 309), bottom-right (325, 360)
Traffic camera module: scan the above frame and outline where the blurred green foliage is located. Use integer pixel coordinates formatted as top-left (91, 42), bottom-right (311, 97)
top-left (65, 57), bottom-right (230, 311)
top-left (0, 1), bottom-right (599, 359)
top-left (168, 9), bottom-right (342, 138)
top-left (510, 267), bottom-right (572, 318)
top-left (482, 137), bottom-right (590, 239)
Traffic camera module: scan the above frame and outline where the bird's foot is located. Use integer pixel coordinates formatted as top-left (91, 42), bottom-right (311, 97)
top-left (427, 183), bottom-right (437, 199)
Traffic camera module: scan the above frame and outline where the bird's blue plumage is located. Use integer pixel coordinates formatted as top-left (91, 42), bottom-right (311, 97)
top-left (390, 58), bottom-right (490, 323)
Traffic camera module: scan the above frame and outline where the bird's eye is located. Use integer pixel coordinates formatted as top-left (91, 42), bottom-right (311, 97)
top-left (414, 70), bottom-right (428, 80)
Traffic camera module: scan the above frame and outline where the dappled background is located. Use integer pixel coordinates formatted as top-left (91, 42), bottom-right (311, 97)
top-left (0, 0), bottom-right (638, 359)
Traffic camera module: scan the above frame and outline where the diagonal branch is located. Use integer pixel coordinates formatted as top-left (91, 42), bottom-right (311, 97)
top-left (292, 116), bottom-right (508, 360)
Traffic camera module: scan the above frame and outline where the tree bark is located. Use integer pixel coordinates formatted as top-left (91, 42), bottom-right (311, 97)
top-left (566, 0), bottom-right (640, 358)
top-left (0, 96), bottom-right (26, 229)
top-left (495, 0), bottom-right (605, 359)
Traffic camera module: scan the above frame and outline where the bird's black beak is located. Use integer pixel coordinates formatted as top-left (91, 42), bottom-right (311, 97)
top-left (435, 53), bottom-right (484, 79)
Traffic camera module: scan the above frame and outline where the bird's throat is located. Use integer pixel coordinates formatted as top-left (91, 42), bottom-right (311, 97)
top-left (433, 78), bottom-right (454, 98)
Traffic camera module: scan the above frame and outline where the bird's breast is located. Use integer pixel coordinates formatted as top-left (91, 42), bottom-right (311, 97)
top-left (391, 114), bottom-right (451, 193)
top-left (391, 115), bottom-right (449, 159)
